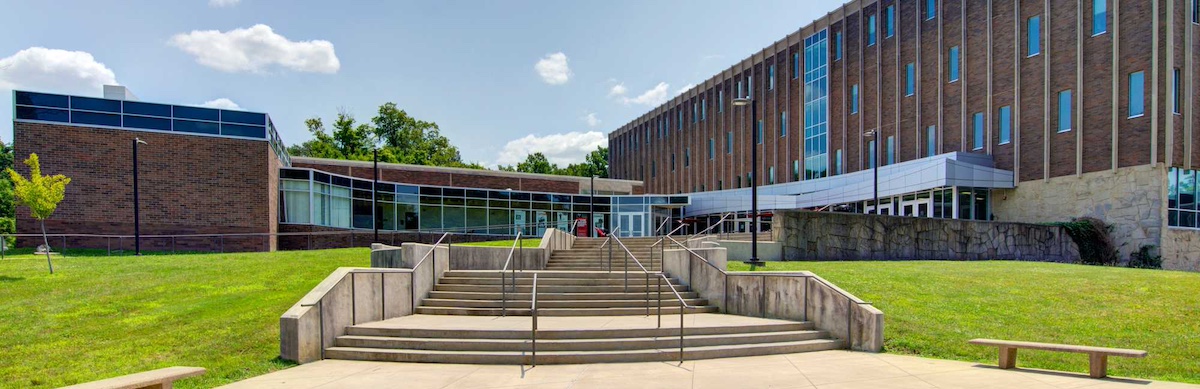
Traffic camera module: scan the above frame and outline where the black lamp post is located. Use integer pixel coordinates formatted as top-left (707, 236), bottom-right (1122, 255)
top-left (373, 148), bottom-right (379, 243)
top-left (864, 130), bottom-right (880, 213)
top-left (732, 96), bottom-right (763, 266)
top-left (133, 137), bottom-right (146, 256)
top-left (589, 175), bottom-right (596, 238)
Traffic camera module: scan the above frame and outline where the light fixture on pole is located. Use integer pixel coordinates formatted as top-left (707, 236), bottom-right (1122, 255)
top-left (732, 96), bottom-right (763, 267)
top-left (133, 137), bottom-right (147, 256)
top-left (373, 148), bottom-right (379, 243)
top-left (589, 175), bottom-right (596, 238)
top-left (863, 130), bottom-right (880, 214)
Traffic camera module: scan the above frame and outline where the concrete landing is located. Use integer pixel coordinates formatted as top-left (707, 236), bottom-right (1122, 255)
top-left (351, 313), bottom-right (802, 332)
top-left (222, 350), bottom-right (1199, 388)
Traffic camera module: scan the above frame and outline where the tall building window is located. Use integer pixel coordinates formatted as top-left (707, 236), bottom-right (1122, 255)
top-left (709, 138), bottom-right (715, 159)
top-left (780, 112), bottom-right (787, 137)
top-left (867, 14), bottom-right (877, 46)
top-left (651, 161), bottom-right (656, 177)
top-left (998, 106), bottom-right (1012, 145)
top-left (769, 65), bottom-right (776, 90)
top-left (926, 0), bottom-right (937, 20)
top-left (1028, 16), bottom-right (1042, 56)
top-left (1093, 0), bottom-right (1107, 35)
top-left (1130, 71), bottom-right (1145, 117)
top-left (905, 63), bottom-right (916, 96)
top-left (851, 84), bottom-right (860, 114)
top-left (926, 126), bottom-right (937, 157)
top-left (701, 98), bottom-right (707, 120)
top-left (692, 103), bottom-right (698, 123)
top-left (949, 46), bottom-right (960, 82)
top-left (671, 153), bottom-right (676, 171)
top-left (1174, 67), bottom-right (1182, 115)
top-left (768, 167), bottom-right (776, 185)
top-left (793, 52), bottom-right (801, 78)
top-left (868, 139), bottom-right (877, 168)
top-left (1058, 90), bottom-right (1073, 132)
top-left (973, 112), bottom-right (985, 150)
top-left (793, 160), bottom-right (800, 181)
top-left (1195, 0), bottom-right (1200, 24)
top-left (885, 5), bottom-right (895, 38)
top-left (718, 90), bottom-right (724, 112)
top-left (803, 30), bottom-right (830, 179)
top-left (748, 75), bottom-right (754, 95)
top-left (737, 81), bottom-right (744, 97)
top-left (727, 131), bottom-right (734, 154)
top-left (886, 136), bottom-right (895, 165)
top-left (756, 120), bottom-right (764, 144)
top-left (835, 149), bottom-right (844, 175)
top-left (835, 32), bottom-right (843, 60)
top-left (685, 148), bottom-right (691, 167)
top-left (677, 110), bottom-right (682, 129)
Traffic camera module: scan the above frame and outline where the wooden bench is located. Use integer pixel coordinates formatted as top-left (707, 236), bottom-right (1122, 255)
top-left (59, 366), bottom-right (206, 389)
top-left (969, 338), bottom-right (1146, 378)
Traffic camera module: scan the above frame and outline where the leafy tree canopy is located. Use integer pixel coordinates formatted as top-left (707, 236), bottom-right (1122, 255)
top-left (499, 146), bottom-right (609, 178)
top-left (287, 103), bottom-right (483, 169)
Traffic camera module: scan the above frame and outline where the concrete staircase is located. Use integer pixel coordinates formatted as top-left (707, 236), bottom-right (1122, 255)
top-left (322, 236), bottom-right (843, 365)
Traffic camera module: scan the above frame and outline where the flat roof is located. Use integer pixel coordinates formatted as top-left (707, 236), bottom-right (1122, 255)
top-left (292, 157), bottom-right (644, 186)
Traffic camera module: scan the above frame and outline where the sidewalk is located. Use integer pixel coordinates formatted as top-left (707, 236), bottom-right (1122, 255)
top-left (221, 350), bottom-right (1199, 388)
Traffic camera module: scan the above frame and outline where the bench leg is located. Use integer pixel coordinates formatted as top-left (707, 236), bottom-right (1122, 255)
top-left (1089, 354), bottom-right (1108, 379)
top-left (998, 347), bottom-right (1017, 369)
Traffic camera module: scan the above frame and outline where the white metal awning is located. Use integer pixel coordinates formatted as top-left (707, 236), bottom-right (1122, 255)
top-left (683, 152), bottom-right (1014, 217)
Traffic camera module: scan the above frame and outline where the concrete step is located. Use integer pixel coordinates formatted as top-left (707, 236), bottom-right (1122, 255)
top-left (324, 339), bottom-right (842, 365)
top-left (436, 277), bottom-right (679, 286)
top-left (344, 320), bottom-right (816, 339)
top-left (421, 298), bottom-right (709, 309)
top-left (444, 271), bottom-right (663, 279)
top-left (333, 330), bottom-right (829, 352)
top-left (427, 291), bottom-right (701, 300)
top-left (433, 284), bottom-right (679, 293)
top-left (413, 305), bottom-right (719, 316)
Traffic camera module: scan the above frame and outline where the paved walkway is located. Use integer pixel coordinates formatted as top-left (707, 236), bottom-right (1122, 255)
top-left (222, 350), bottom-right (1198, 388)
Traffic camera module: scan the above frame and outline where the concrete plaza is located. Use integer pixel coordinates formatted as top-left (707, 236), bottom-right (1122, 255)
top-left (222, 350), bottom-right (1197, 388)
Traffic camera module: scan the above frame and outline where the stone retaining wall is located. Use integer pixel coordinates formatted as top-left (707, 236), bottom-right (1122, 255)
top-left (777, 210), bottom-right (1080, 262)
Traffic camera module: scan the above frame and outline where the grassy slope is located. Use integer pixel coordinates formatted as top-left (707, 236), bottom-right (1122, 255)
top-left (0, 248), bottom-right (369, 388)
top-left (728, 261), bottom-right (1200, 384)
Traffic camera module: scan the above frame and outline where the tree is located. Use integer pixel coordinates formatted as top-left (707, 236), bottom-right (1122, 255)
top-left (288, 103), bottom-right (485, 169)
top-left (7, 154), bottom-right (70, 274)
top-left (554, 146), bottom-right (610, 178)
top-left (513, 152), bottom-right (558, 175)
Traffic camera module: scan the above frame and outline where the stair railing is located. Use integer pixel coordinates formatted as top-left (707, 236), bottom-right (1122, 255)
top-left (530, 273), bottom-right (540, 367)
top-left (607, 228), bottom-right (660, 316)
top-left (654, 217), bottom-right (672, 236)
top-left (410, 232), bottom-right (452, 311)
top-left (687, 212), bottom-right (736, 242)
top-left (656, 272), bottom-right (692, 364)
top-left (499, 232), bottom-right (524, 317)
top-left (649, 223), bottom-right (690, 274)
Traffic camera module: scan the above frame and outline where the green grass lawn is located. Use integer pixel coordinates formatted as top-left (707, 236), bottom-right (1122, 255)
top-left (457, 238), bottom-right (542, 248)
top-left (728, 261), bottom-right (1200, 384)
top-left (0, 248), bottom-right (369, 388)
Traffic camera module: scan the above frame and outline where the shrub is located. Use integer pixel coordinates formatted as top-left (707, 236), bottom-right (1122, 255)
top-left (0, 216), bottom-right (13, 251)
top-left (1049, 217), bottom-right (1120, 266)
top-left (1128, 244), bottom-right (1163, 269)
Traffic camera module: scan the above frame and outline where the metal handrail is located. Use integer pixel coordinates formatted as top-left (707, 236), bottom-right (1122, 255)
top-left (530, 273), bottom-right (540, 367)
top-left (687, 212), bottom-right (736, 242)
top-left (649, 223), bottom-right (690, 270)
top-left (654, 217), bottom-right (672, 236)
top-left (606, 228), bottom-right (660, 317)
top-left (499, 231), bottom-right (524, 317)
top-left (656, 272), bottom-right (691, 363)
top-left (410, 232), bottom-right (452, 311)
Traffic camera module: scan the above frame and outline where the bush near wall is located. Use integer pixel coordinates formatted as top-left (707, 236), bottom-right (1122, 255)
top-left (1047, 217), bottom-right (1120, 266)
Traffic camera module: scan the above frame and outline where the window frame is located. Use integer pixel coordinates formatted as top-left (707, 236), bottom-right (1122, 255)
top-left (1129, 71), bottom-right (1145, 118)
top-left (1028, 15), bottom-right (1042, 57)
top-left (948, 46), bottom-right (961, 83)
top-left (1057, 90), bottom-right (1073, 133)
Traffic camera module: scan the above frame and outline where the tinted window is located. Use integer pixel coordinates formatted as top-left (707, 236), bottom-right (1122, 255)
top-left (443, 188), bottom-right (465, 197)
top-left (123, 101), bottom-right (172, 117)
top-left (15, 91), bottom-right (69, 108)
top-left (123, 115), bottom-right (171, 131)
top-left (396, 185), bottom-right (419, 194)
top-left (331, 175), bottom-right (352, 188)
top-left (221, 123), bottom-right (266, 138)
top-left (173, 120), bottom-right (220, 134)
top-left (15, 106), bottom-right (69, 122)
top-left (173, 106), bottom-right (220, 121)
top-left (71, 111), bottom-right (121, 127)
top-left (71, 96), bottom-right (121, 113)
top-left (221, 110), bottom-right (267, 125)
top-left (281, 169), bottom-right (310, 180)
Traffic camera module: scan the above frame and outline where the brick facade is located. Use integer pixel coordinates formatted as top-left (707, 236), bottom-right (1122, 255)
top-left (610, 0), bottom-right (1191, 192)
top-left (291, 158), bottom-right (644, 195)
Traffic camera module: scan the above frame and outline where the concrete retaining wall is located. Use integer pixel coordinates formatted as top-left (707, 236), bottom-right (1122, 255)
top-left (661, 247), bottom-right (884, 352)
top-left (777, 210), bottom-right (1079, 262)
top-left (280, 243), bottom-right (448, 364)
top-left (446, 228), bottom-right (576, 271)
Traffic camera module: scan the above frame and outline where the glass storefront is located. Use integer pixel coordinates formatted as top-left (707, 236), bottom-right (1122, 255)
top-left (1169, 167), bottom-right (1197, 228)
top-left (278, 168), bottom-right (688, 237)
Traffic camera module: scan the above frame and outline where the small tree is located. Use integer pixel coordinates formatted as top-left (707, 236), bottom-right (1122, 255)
top-left (6, 154), bottom-right (70, 274)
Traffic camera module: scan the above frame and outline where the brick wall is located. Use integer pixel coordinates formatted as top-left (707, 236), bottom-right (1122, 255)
top-left (291, 160), bottom-right (586, 194)
top-left (12, 122), bottom-right (275, 252)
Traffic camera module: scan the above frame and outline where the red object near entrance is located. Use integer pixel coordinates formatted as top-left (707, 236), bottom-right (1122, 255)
top-left (575, 218), bottom-right (607, 237)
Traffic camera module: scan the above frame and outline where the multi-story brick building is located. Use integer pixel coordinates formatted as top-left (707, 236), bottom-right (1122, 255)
top-left (11, 88), bottom-right (681, 252)
top-left (609, 0), bottom-right (1200, 270)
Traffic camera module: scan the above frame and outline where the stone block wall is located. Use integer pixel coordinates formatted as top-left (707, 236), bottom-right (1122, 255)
top-left (776, 210), bottom-right (1079, 262)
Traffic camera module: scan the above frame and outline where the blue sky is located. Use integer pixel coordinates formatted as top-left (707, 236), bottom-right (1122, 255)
top-left (0, 0), bottom-right (830, 167)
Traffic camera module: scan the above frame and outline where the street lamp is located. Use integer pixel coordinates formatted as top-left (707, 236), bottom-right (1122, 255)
top-left (133, 137), bottom-right (147, 256)
top-left (589, 175), bottom-right (596, 238)
top-left (373, 148), bottom-right (379, 243)
top-left (732, 96), bottom-right (763, 267)
top-left (863, 130), bottom-right (880, 214)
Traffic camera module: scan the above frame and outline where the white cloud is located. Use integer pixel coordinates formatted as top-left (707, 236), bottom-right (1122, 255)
top-left (495, 131), bottom-right (606, 167)
top-left (608, 83), bottom-right (627, 97)
top-left (169, 24), bottom-right (340, 74)
top-left (208, 0), bottom-right (240, 7)
top-left (200, 98), bottom-right (241, 110)
top-left (534, 52), bottom-right (572, 85)
top-left (0, 47), bottom-right (117, 95)
top-left (675, 83), bottom-right (696, 96)
top-left (621, 82), bottom-right (670, 107)
top-left (582, 112), bottom-right (600, 128)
